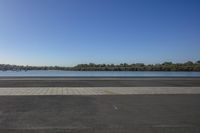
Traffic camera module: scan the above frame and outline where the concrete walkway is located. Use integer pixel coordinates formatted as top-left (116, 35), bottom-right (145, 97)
top-left (0, 87), bottom-right (200, 95)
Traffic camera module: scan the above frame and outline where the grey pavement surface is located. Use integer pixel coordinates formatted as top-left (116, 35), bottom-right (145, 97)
top-left (0, 95), bottom-right (200, 133)
top-left (0, 87), bottom-right (200, 95)
top-left (0, 77), bottom-right (200, 87)
top-left (1, 77), bottom-right (200, 133)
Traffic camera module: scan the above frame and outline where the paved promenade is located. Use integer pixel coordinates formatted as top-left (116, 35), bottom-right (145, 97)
top-left (0, 87), bottom-right (200, 95)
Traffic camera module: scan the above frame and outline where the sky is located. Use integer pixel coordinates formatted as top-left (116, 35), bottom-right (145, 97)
top-left (0, 0), bottom-right (200, 66)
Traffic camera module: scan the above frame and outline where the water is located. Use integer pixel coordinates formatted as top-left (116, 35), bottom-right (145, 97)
top-left (0, 70), bottom-right (200, 77)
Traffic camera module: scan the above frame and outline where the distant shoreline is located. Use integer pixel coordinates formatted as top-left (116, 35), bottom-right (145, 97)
top-left (0, 70), bottom-right (200, 72)
top-left (1, 61), bottom-right (200, 71)
top-left (1, 69), bottom-right (193, 72)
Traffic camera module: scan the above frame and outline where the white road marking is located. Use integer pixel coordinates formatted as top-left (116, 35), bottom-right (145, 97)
top-left (113, 105), bottom-right (118, 110)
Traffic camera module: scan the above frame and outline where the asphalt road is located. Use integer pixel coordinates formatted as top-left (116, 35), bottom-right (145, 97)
top-left (1, 77), bottom-right (200, 133)
top-left (0, 77), bottom-right (200, 87)
top-left (0, 95), bottom-right (200, 133)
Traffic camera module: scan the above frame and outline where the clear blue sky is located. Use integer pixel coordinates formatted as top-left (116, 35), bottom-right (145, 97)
top-left (0, 0), bottom-right (200, 66)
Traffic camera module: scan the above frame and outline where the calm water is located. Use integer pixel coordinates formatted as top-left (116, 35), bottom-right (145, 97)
top-left (0, 70), bottom-right (200, 77)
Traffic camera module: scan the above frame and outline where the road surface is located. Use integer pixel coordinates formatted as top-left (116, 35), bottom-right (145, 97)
top-left (0, 77), bottom-right (200, 87)
top-left (0, 95), bottom-right (200, 133)
top-left (0, 77), bottom-right (200, 133)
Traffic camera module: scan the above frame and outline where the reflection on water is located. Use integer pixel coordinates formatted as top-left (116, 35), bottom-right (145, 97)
top-left (0, 70), bottom-right (200, 77)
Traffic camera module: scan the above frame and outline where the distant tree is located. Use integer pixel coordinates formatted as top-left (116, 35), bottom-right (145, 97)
top-left (162, 62), bottom-right (173, 65)
top-left (196, 60), bottom-right (200, 64)
top-left (184, 61), bottom-right (193, 65)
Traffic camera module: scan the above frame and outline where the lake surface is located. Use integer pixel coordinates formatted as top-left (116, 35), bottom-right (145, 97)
top-left (0, 70), bottom-right (200, 77)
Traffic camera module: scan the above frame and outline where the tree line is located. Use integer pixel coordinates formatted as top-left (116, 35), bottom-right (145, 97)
top-left (0, 61), bottom-right (200, 71)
